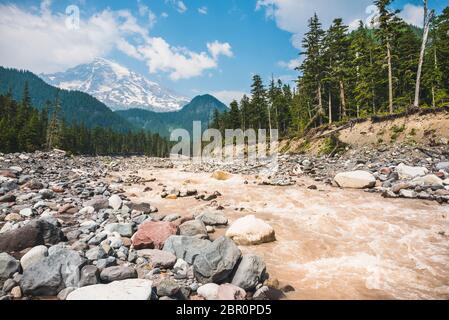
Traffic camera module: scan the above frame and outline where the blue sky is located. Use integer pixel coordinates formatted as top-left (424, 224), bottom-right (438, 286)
top-left (0, 0), bottom-right (447, 104)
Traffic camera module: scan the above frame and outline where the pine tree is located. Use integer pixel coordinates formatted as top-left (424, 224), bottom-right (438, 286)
top-left (374, 0), bottom-right (401, 114)
top-left (228, 100), bottom-right (241, 129)
top-left (249, 75), bottom-right (268, 129)
top-left (299, 13), bottom-right (326, 127)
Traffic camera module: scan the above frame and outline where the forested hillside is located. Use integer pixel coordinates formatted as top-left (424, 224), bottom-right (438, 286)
top-left (117, 94), bottom-right (228, 137)
top-left (0, 67), bottom-right (133, 131)
top-left (0, 90), bottom-right (170, 156)
top-left (210, 1), bottom-right (449, 138)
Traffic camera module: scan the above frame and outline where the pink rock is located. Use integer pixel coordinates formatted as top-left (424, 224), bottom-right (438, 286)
top-left (132, 221), bottom-right (178, 250)
top-left (217, 284), bottom-right (246, 300)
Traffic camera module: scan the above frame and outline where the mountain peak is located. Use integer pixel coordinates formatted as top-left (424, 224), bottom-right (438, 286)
top-left (41, 58), bottom-right (189, 113)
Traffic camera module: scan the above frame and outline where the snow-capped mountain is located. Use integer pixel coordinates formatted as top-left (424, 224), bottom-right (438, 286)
top-left (41, 58), bottom-right (189, 112)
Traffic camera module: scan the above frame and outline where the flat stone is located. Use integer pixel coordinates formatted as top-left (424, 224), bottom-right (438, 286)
top-left (396, 163), bottom-right (428, 179)
top-left (105, 223), bottom-right (133, 238)
top-left (67, 279), bottom-right (153, 300)
top-left (136, 249), bottom-right (177, 269)
top-left (100, 266), bottom-right (137, 283)
top-left (197, 283), bottom-right (220, 300)
top-left (197, 212), bottom-right (228, 226)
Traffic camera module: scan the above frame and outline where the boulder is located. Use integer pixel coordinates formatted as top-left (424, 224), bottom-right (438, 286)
top-left (100, 266), bottom-right (137, 283)
top-left (0, 219), bottom-right (65, 253)
top-left (163, 236), bottom-right (211, 264)
top-left (231, 254), bottom-right (266, 290)
top-left (197, 212), bottom-right (228, 226)
top-left (132, 221), bottom-right (178, 250)
top-left (217, 283), bottom-right (246, 300)
top-left (179, 219), bottom-right (208, 238)
top-left (396, 163), bottom-right (428, 179)
top-left (66, 279), bottom-right (153, 300)
top-left (21, 248), bottom-right (86, 296)
top-left (85, 247), bottom-right (107, 261)
top-left (108, 195), bottom-right (122, 210)
top-left (193, 236), bottom-right (241, 284)
top-left (136, 249), bottom-right (177, 269)
top-left (226, 215), bottom-right (275, 245)
top-left (197, 283), bottom-right (220, 300)
top-left (334, 171), bottom-right (376, 189)
top-left (0, 253), bottom-right (20, 282)
top-left (20, 245), bottom-right (48, 270)
top-left (104, 223), bottom-right (133, 238)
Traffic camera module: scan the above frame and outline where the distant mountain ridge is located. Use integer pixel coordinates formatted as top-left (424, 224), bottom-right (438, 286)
top-left (41, 58), bottom-right (189, 112)
top-left (117, 94), bottom-right (228, 137)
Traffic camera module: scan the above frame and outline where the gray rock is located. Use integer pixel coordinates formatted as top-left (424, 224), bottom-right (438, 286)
top-left (21, 248), bottom-right (86, 296)
top-left (79, 265), bottom-right (99, 287)
top-left (0, 253), bottom-right (20, 282)
top-left (96, 257), bottom-right (116, 270)
top-left (85, 247), bottom-right (108, 261)
top-left (163, 214), bottom-right (181, 222)
top-left (104, 223), bottom-right (133, 238)
top-left (163, 236), bottom-right (211, 264)
top-left (19, 208), bottom-right (35, 217)
top-left (179, 220), bottom-right (208, 238)
top-left (197, 212), bottom-right (228, 226)
top-left (100, 266), bottom-right (137, 283)
top-left (155, 278), bottom-right (180, 297)
top-left (193, 236), bottom-right (241, 284)
top-left (87, 232), bottom-right (107, 245)
top-left (231, 255), bottom-right (266, 291)
top-left (137, 249), bottom-right (176, 269)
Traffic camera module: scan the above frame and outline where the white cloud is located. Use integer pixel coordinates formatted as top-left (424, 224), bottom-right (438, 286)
top-left (165, 0), bottom-right (187, 14)
top-left (399, 4), bottom-right (424, 27)
top-left (256, 0), bottom-right (409, 49)
top-left (198, 6), bottom-right (208, 15)
top-left (207, 41), bottom-right (234, 60)
top-left (278, 58), bottom-right (300, 71)
top-left (161, 12), bottom-right (169, 18)
top-left (210, 90), bottom-right (249, 105)
top-left (0, 1), bottom-right (232, 80)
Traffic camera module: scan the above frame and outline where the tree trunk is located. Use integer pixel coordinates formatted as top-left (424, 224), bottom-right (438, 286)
top-left (339, 80), bottom-right (347, 118)
top-left (317, 83), bottom-right (324, 126)
top-left (387, 41), bottom-right (394, 114)
top-left (432, 85), bottom-right (436, 108)
top-left (414, 0), bottom-right (433, 108)
top-left (328, 89), bottom-right (332, 124)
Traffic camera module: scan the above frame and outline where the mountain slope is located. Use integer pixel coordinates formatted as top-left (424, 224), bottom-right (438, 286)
top-left (117, 94), bottom-right (228, 137)
top-left (41, 58), bottom-right (189, 112)
top-left (0, 67), bottom-right (133, 131)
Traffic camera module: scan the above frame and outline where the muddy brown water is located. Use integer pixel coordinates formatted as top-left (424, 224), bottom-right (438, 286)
top-left (120, 168), bottom-right (449, 300)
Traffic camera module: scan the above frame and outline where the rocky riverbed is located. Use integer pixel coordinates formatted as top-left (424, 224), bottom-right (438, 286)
top-left (0, 145), bottom-right (448, 300)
